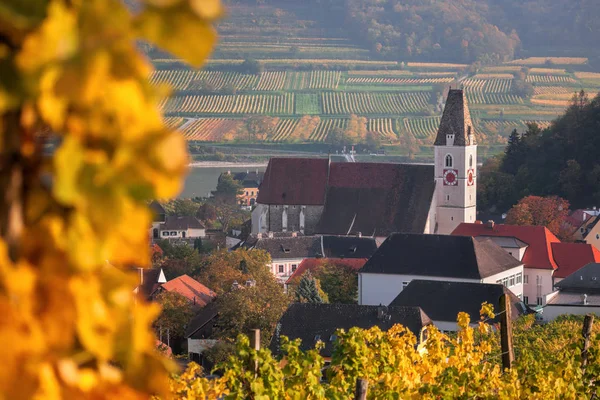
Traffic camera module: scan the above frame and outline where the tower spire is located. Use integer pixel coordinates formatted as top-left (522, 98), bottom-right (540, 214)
top-left (434, 89), bottom-right (475, 147)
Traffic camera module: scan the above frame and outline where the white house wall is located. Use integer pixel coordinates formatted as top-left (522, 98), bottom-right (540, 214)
top-left (484, 265), bottom-right (524, 298)
top-left (523, 268), bottom-right (554, 306)
top-left (188, 338), bottom-right (218, 355)
top-left (359, 273), bottom-right (480, 306)
top-left (542, 305), bottom-right (600, 322)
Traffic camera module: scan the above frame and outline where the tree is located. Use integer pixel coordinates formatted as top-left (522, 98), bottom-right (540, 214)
top-left (295, 271), bottom-right (325, 303)
top-left (245, 116), bottom-right (280, 141)
top-left (365, 131), bottom-right (382, 151)
top-left (502, 129), bottom-right (522, 175)
top-left (208, 173), bottom-right (248, 232)
top-left (0, 0), bottom-right (220, 397)
top-left (505, 196), bottom-right (570, 239)
top-left (314, 263), bottom-right (358, 304)
top-left (197, 249), bottom-right (290, 345)
top-left (163, 198), bottom-right (200, 216)
top-left (154, 291), bottom-right (196, 352)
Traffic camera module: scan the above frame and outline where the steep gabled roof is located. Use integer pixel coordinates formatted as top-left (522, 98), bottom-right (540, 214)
top-left (389, 280), bottom-right (529, 324)
top-left (452, 223), bottom-right (560, 270)
top-left (229, 171), bottom-right (264, 188)
top-left (552, 243), bottom-right (600, 278)
top-left (257, 158), bottom-right (329, 205)
top-left (161, 275), bottom-right (216, 306)
top-left (555, 263), bottom-right (600, 294)
top-left (149, 201), bottom-right (166, 215)
top-left (136, 268), bottom-right (167, 299)
top-left (185, 301), bottom-right (220, 339)
top-left (160, 216), bottom-right (205, 230)
top-left (269, 303), bottom-right (432, 357)
top-left (434, 89), bottom-right (476, 146)
top-left (286, 257), bottom-right (368, 285)
top-left (316, 163), bottom-right (435, 236)
top-left (359, 234), bottom-right (521, 279)
top-left (321, 236), bottom-right (378, 259)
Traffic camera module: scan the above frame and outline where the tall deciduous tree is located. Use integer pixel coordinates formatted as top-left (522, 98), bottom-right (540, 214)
top-left (505, 196), bottom-right (570, 239)
top-left (208, 173), bottom-right (247, 232)
top-left (0, 0), bottom-right (220, 397)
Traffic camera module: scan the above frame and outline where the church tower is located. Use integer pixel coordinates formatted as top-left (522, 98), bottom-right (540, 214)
top-left (434, 89), bottom-right (477, 234)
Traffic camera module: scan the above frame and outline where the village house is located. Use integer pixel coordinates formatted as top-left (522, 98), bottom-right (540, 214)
top-left (185, 302), bottom-right (220, 368)
top-left (389, 280), bottom-right (530, 332)
top-left (240, 233), bottom-right (378, 283)
top-left (133, 267), bottom-right (167, 300)
top-left (220, 170), bottom-right (264, 207)
top-left (252, 89), bottom-right (478, 237)
top-left (269, 303), bottom-right (432, 360)
top-left (452, 222), bottom-right (600, 306)
top-left (358, 233), bottom-right (524, 306)
top-left (573, 215), bottom-right (600, 251)
top-left (543, 263), bottom-right (600, 321)
top-left (156, 274), bottom-right (215, 307)
top-left (158, 215), bottom-right (206, 240)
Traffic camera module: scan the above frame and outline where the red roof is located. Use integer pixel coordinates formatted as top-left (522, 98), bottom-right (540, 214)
top-left (452, 223), bottom-right (560, 270)
top-left (257, 158), bottom-right (329, 205)
top-left (328, 163), bottom-right (399, 189)
top-left (551, 242), bottom-right (600, 278)
top-left (286, 258), bottom-right (368, 284)
top-left (161, 275), bottom-right (215, 306)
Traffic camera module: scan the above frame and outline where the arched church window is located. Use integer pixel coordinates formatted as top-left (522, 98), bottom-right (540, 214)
top-left (469, 154), bottom-right (473, 168)
top-left (445, 154), bottom-right (453, 168)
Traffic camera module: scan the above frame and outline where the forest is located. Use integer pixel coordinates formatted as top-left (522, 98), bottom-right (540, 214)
top-left (228, 0), bottom-right (600, 64)
top-left (478, 91), bottom-right (600, 212)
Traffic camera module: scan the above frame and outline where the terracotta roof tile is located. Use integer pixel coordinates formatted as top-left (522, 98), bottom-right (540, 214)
top-left (552, 243), bottom-right (600, 278)
top-left (161, 274), bottom-right (215, 306)
top-left (452, 223), bottom-right (560, 270)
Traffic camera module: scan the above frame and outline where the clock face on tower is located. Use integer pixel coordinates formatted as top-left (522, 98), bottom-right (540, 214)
top-left (443, 169), bottom-right (458, 186)
top-left (467, 169), bottom-right (475, 186)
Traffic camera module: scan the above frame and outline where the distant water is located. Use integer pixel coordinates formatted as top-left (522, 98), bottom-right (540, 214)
top-left (180, 166), bottom-right (265, 199)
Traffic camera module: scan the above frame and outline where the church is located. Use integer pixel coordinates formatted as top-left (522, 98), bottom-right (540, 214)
top-left (251, 89), bottom-right (477, 238)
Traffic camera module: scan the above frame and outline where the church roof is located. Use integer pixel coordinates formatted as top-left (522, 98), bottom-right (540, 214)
top-left (316, 163), bottom-right (435, 236)
top-left (434, 89), bottom-right (476, 146)
top-left (256, 158), bottom-right (329, 205)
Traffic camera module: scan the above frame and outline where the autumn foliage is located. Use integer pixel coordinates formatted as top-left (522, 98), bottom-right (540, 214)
top-left (0, 0), bottom-right (220, 397)
top-left (505, 195), bottom-right (571, 240)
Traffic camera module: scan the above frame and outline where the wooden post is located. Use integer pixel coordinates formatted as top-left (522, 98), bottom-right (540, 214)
top-left (354, 378), bottom-right (368, 400)
top-left (582, 314), bottom-right (594, 368)
top-left (252, 329), bottom-right (260, 376)
top-left (499, 294), bottom-right (514, 371)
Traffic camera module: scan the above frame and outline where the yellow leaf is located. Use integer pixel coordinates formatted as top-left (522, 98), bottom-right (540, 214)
top-left (53, 135), bottom-right (84, 206)
top-left (135, 5), bottom-right (217, 67)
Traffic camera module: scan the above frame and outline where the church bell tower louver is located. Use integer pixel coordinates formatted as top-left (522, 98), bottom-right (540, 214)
top-left (434, 89), bottom-right (477, 235)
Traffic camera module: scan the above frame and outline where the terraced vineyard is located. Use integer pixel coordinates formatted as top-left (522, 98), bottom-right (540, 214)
top-left (321, 92), bottom-right (430, 115)
top-left (403, 117), bottom-right (441, 140)
top-left (150, 70), bottom-right (257, 91)
top-left (368, 118), bottom-right (397, 138)
top-left (180, 119), bottom-right (243, 141)
top-left (162, 93), bottom-right (294, 114)
top-left (310, 118), bottom-right (347, 141)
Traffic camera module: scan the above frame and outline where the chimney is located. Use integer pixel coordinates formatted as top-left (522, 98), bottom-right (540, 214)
top-left (486, 220), bottom-right (495, 229)
top-left (291, 231), bottom-right (297, 238)
top-left (582, 294), bottom-right (588, 305)
top-left (377, 305), bottom-right (387, 320)
top-left (357, 232), bottom-right (362, 238)
top-left (268, 231), bottom-right (274, 238)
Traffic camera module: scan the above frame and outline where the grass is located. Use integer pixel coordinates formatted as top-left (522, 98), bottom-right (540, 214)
top-left (295, 93), bottom-right (321, 114)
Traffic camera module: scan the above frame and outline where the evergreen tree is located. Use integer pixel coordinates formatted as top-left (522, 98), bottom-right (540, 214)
top-left (295, 272), bottom-right (324, 304)
top-left (502, 129), bottom-right (522, 175)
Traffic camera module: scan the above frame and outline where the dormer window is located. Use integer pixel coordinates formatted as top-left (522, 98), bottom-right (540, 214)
top-left (446, 133), bottom-right (455, 146)
top-left (445, 154), bottom-right (453, 168)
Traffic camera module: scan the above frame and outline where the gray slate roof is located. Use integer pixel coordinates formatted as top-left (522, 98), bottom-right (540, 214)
top-left (185, 301), bottom-right (219, 339)
top-left (160, 216), bottom-right (205, 230)
top-left (269, 303), bottom-right (432, 357)
top-left (434, 89), bottom-right (476, 146)
top-left (322, 236), bottom-right (378, 259)
top-left (555, 263), bottom-right (600, 294)
top-left (359, 234), bottom-right (522, 279)
top-left (389, 280), bottom-right (530, 324)
top-left (252, 236), bottom-right (322, 260)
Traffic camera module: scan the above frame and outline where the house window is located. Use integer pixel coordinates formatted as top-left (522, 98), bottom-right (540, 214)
top-left (170, 231), bottom-right (177, 236)
top-left (469, 154), bottom-right (473, 168)
top-left (245, 191), bottom-right (249, 196)
top-left (446, 195), bottom-right (450, 201)
top-left (509, 276), bottom-right (515, 287)
top-left (597, 234), bottom-right (599, 240)
top-left (516, 272), bottom-right (522, 284)
top-left (162, 231), bottom-right (168, 237)
top-left (278, 265), bottom-right (284, 273)
top-left (451, 217), bottom-right (454, 221)
top-left (291, 264), bottom-right (297, 272)
top-left (496, 279), bottom-right (502, 284)
top-left (508, 252), bottom-right (513, 256)
top-left (524, 275), bottom-right (529, 284)
top-left (445, 154), bottom-right (453, 168)
top-left (502, 277), bottom-right (508, 287)
top-left (536, 297), bottom-right (543, 306)
top-left (523, 296), bottom-right (529, 305)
